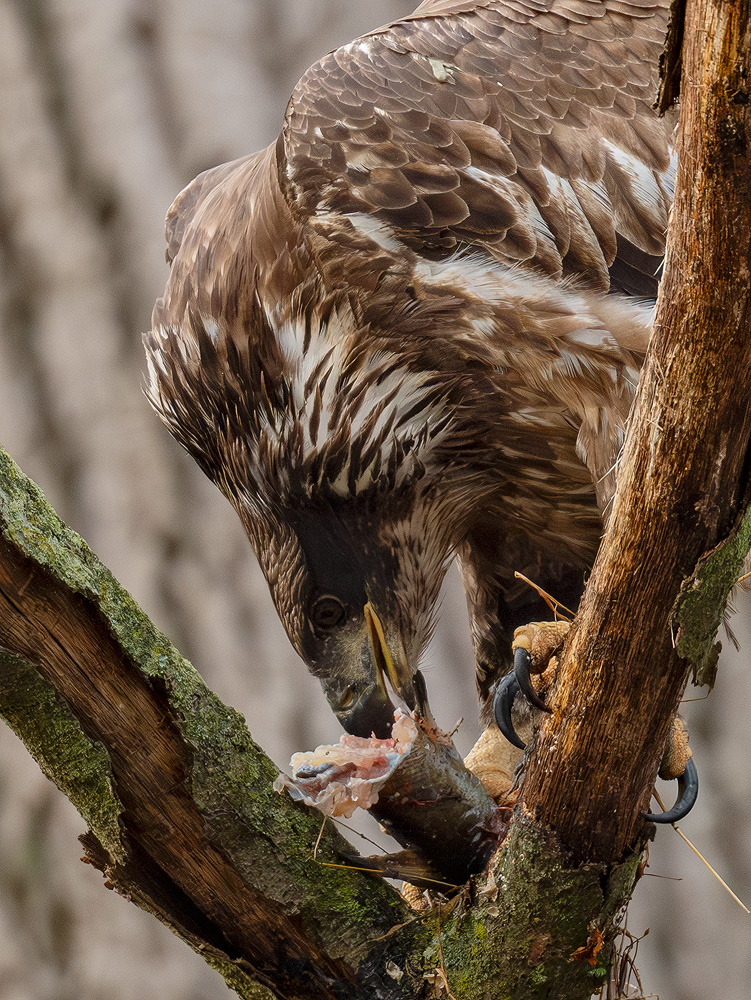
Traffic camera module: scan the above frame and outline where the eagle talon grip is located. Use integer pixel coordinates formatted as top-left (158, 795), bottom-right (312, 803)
top-left (513, 647), bottom-right (551, 714)
top-left (644, 757), bottom-right (699, 824)
top-left (493, 673), bottom-right (526, 750)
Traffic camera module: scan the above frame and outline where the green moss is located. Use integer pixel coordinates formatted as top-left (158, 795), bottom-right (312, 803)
top-left (0, 650), bottom-right (125, 861)
top-left (672, 504), bottom-right (751, 686)
top-left (588, 964), bottom-right (609, 981)
top-left (424, 817), bottom-right (639, 1000)
top-left (600, 851), bottom-right (642, 924)
top-left (202, 956), bottom-right (279, 1000)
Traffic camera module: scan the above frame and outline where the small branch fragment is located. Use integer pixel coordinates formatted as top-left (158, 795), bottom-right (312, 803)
top-left (655, 0), bottom-right (687, 113)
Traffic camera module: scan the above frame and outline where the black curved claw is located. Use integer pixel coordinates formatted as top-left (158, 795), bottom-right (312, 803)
top-left (644, 757), bottom-right (699, 824)
top-left (514, 647), bottom-right (552, 714)
top-left (493, 672), bottom-right (525, 750)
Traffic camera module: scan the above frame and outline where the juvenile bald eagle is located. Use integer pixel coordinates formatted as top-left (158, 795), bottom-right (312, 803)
top-left (145, 0), bottom-right (672, 740)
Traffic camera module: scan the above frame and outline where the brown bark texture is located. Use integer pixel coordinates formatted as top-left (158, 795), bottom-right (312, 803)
top-left (0, 446), bottom-right (425, 1000)
top-left (522, 0), bottom-right (751, 864)
top-left (0, 446), bottom-right (633, 1000)
top-left (0, 1), bottom-right (750, 998)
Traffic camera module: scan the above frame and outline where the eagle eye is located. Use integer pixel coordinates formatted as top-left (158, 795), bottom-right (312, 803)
top-left (310, 595), bottom-right (346, 632)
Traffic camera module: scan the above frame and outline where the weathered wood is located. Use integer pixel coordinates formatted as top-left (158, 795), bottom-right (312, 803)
top-left (656, 0), bottom-right (687, 113)
top-left (0, 444), bottom-right (634, 1000)
top-left (521, 0), bottom-right (751, 865)
top-left (0, 447), bottom-right (423, 1000)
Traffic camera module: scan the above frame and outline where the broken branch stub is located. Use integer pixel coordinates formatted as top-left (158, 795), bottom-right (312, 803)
top-left (277, 711), bottom-right (507, 886)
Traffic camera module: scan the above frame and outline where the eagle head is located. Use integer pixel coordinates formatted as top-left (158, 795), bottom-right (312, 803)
top-left (146, 290), bottom-right (469, 738)
top-left (243, 489), bottom-right (457, 738)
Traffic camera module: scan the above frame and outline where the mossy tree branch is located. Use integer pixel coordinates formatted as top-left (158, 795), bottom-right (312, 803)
top-left (0, 439), bottom-right (631, 1000)
top-left (0, 446), bottom-right (428, 1000)
top-left (0, 444), bottom-right (641, 1000)
top-left (1, 2), bottom-right (750, 998)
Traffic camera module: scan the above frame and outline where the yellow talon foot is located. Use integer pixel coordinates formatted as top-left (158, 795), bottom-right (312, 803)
top-left (659, 716), bottom-right (692, 781)
top-left (495, 620), bottom-right (571, 747)
top-left (511, 620), bottom-right (571, 674)
top-left (464, 724), bottom-right (521, 806)
top-left (645, 716), bottom-right (698, 824)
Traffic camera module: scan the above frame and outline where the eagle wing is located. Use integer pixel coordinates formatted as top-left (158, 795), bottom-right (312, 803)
top-left (282, 0), bottom-right (673, 294)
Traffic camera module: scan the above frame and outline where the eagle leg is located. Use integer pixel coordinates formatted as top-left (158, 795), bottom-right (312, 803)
top-left (497, 637), bottom-right (700, 823)
top-left (512, 620), bottom-right (571, 674)
top-left (494, 675), bottom-right (700, 822)
top-left (493, 620), bottom-right (569, 746)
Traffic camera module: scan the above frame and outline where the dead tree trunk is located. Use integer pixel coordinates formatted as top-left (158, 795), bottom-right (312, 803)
top-left (0, 1), bottom-right (750, 998)
top-left (521, 0), bottom-right (751, 865)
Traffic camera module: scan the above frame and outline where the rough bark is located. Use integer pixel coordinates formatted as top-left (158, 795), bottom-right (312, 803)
top-left (0, 1), bottom-right (750, 998)
top-left (0, 446), bottom-right (622, 1000)
top-left (0, 447), bottom-right (426, 1000)
top-left (521, 0), bottom-right (751, 865)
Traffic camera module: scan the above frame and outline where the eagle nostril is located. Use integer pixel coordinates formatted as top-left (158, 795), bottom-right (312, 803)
top-left (338, 685), bottom-right (356, 710)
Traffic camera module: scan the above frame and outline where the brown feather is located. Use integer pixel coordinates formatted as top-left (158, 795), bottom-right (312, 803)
top-left (145, 0), bottom-right (670, 725)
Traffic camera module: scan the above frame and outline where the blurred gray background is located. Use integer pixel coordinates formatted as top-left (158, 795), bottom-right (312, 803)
top-left (0, 1), bottom-right (748, 997)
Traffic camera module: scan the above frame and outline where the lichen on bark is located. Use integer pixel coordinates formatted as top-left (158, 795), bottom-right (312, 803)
top-left (672, 504), bottom-right (751, 687)
top-left (0, 444), bottom-right (425, 998)
top-left (427, 814), bottom-right (640, 1000)
top-left (0, 649), bottom-right (125, 860)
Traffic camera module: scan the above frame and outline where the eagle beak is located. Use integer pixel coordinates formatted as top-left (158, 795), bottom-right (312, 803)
top-left (318, 604), bottom-right (398, 739)
top-left (320, 668), bottom-right (395, 739)
top-left (363, 602), bottom-right (434, 727)
top-left (364, 601), bottom-right (401, 695)
top-left (319, 602), bottom-right (432, 740)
